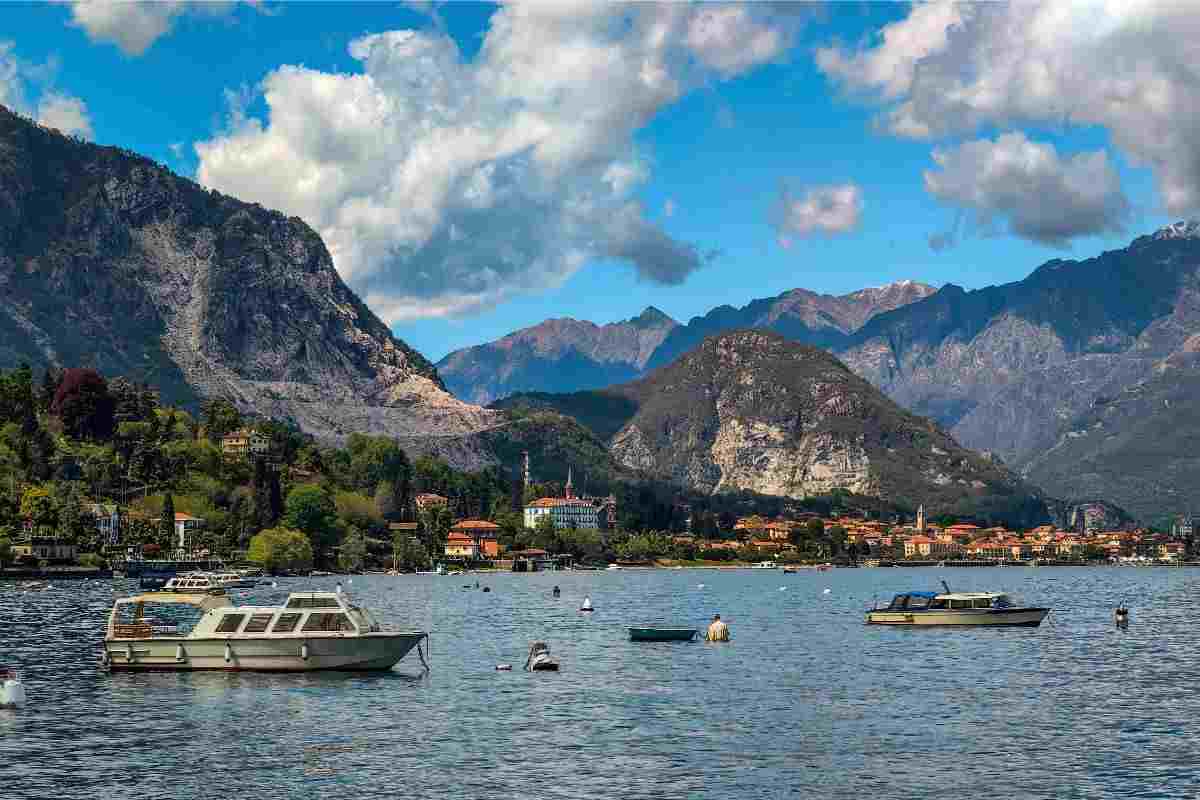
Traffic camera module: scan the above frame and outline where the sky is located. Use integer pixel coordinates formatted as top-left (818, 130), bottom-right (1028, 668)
top-left (1, 1), bottom-right (1193, 361)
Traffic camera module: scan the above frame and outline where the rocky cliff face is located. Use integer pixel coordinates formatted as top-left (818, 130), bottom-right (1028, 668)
top-left (504, 330), bottom-right (1046, 524)
top-left (437, 306), bottom-right (677, 405)
top-left (0, 105), bottom-right (500, 441)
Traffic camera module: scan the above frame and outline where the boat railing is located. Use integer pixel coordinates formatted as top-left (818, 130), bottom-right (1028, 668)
top-left (113, 623), bottom-right (154, 639)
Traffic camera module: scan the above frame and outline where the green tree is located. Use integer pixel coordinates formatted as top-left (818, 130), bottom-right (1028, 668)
top-left (201, 399), bottom-right (242, 442)
top-left (338, 528), bottom-right (369, 572)
top-left (391, 530), bottom-right (429, 572)
top-left (251, 458), bottom-right (272, 531)
top-left (56, 484), bottom-right (94, 547)
top-left (160, 492), bottom-right (176, 548)
top-left (418, 504), bottom-right (453, 557)
top-left (375, 480), bottom-right (398, 521)
top-left (284, 485), bottom-right (341, 566)
top-left (0, 533), bottom-right (12, 566)
top-left (532, 514), bottom-right (559, 552)
top-left (247, 527), bottom-right (314, 574)
top-left (20, 486), bottom-right (58, 535)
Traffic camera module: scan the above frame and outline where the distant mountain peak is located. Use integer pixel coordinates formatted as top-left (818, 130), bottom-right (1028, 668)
top-left (1153, 220), bottom-right (1200, 240)
top-left (629, 306), bottom-right (676, 328)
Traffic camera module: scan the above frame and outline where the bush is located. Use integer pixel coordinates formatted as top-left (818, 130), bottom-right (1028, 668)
top-left (77, 552), bottom-right (105, 568)
top-left (248, 527), bottom-right (314, 574)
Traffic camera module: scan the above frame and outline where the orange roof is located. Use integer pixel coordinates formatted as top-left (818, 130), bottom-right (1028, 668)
top-left (452, 519), bottom-right (500, 530)
top-left (446, 532), bottom-right (474, 543)
top-left (174, 513), bottom-right (201, 521)
top-left (527, 497), bottom-right (593, 508)
top-left (946, 524), bottom-right (980, 531)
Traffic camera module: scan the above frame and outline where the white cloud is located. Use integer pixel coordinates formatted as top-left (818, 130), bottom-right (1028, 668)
top-left (923, 133), bottom-right (1130, 248)
top-left (36, 92), bottom-right (93, 138)
top-left (0, 40), bottom-right (93, 140)
top-left (196, 4), bottom-right (804, 322)
top-left (772, 183), bottom-right (863, 238)
top-left (168, 141), bottom-right (184, 159)
top-left (817, 1), bottom-right (1200, 216)
top-left (66, 1), bottom-right (240, 56)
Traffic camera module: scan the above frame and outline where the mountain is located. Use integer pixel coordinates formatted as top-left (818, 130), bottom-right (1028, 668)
top-left (0, 104), bottom-right (499, 442)
top-left (837, 223), bottom-right (1200, 476)
top-left (440, 281), bottom-right (934, 405)
top-left (497, 330), bottom-right (1048, 526)
top-left (436, 306), bottom-right (678, 405)
top-left (643, 280), bottom-right (937, 372)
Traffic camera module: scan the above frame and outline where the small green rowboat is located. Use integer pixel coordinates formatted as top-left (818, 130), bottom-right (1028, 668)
top-left (628, 627), bottom-right (698, 642)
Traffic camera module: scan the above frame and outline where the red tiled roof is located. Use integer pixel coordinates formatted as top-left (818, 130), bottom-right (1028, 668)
top-left (452, 519), bottom-right (500, 530)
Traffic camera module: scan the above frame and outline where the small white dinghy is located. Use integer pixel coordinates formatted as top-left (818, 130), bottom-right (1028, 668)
top-left (1, 667), bottom-right (27, 710)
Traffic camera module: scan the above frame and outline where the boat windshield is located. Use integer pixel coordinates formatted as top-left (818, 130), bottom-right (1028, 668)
top-left (113, 600), bottom-right (206, 636)
top-left (888, 592), bottom-right (936, 610)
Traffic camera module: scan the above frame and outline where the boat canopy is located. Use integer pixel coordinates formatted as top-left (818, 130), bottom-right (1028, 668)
top-left (116, 593), bottom-right (231, 610)
top-left (893, 591), bottom-right (938, 599)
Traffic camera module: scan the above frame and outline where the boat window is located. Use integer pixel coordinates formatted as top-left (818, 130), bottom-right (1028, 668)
top-left (216, 614), bottom-right (246, 633)
top-left (907, 595), bottom-right (931, 609)
top-left (949, 599), bottom-right (973, 609)
top-left (242, 613), bottom-right (275, 634)
top-left (301, 613), bottom-right (356, 632)
top-left (994, 595), bottom-right (1012, 608)
top-left (973, 598), bottom-right (993, 609)
top-left (286, 597), bottom-right (341, 609)
top-left (929, 598), bottom-right (948, 609)
top-left (271, 613), bottom-right (302, 633)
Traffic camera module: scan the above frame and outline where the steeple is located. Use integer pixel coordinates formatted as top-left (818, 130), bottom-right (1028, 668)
top-left (916, 504), bottom-right (926, 533)
top-left (565, 467), bottom-right (574, 499)
top-left (522, 450), bottom-right (530, 488)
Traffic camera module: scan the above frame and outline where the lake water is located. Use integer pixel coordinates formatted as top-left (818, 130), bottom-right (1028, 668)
top-left (2, 567), bottom-right (1199, 799)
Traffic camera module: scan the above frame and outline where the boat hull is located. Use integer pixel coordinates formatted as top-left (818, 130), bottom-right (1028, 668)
top-left (104, 632), bottom-right (426, 671)
top-left (629, 628), bottom-right (697, 642)
top-left (865, 608), bottom-right (1049, 627)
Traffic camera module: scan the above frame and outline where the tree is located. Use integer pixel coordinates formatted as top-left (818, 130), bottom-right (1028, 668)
top-left (375, 480), bottom-right (398, 521)
top-left (0, 533), bottom-right (11, 567)
top-left (393, 448), bottom-right (412, 521)
top-left (532, 514), bottom-right (559, 552)
top-left (391, 530), bottom-right (428, 572)
top-left (201, 399), bottom-right (242, 442)
top-left (161, 492), bottom-right (176, 549)
top-left (284, 485), bottom-right (341, 566)
top-left (251, 458), bottom-right (272, 531)
top-left (39, 367), bottom-right (60, 414)
top-left (338, 528), bottom-right (369, 573)
top-left (51, 369), bottom-right (116, 440)
top-left (418, 504), bottom-right (453, 557)
top-left (20, 486), bottom-right (58, 535)
top-left (56, 484), bottom-right (94, 548)
top-left (268, 468), bottom-right (283, 525)
top-left (248, 527), bottom-right (314, 574)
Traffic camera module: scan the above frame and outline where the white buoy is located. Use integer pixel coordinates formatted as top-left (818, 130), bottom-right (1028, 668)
top-left (271, 582), bottom-right (278, 588)
top-left (779, 586), bottom-right (787, 591)
top-left (0, 671), bottom-right (27, 710)
top-left (822, 588), bottom-right (832, 595)
top-left (496, 664), bottom-right (512, 671)
top-left (697, 584), bottom-right (706, 589)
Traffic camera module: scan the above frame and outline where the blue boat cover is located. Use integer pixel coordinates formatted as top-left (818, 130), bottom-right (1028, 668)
top-left (894, 591), bottom-right (938, 598)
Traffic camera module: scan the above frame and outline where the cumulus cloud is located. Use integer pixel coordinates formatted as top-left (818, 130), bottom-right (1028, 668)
top-left (197, 4), bottom-right (804, 322)
top-left (771, 183), bottom-right (863, 238)
top-left (66, 1), bottom-right (240, 56)
top-left (0, 41), bottom-right (93, 140)
top-left (923, 133), bottom-right (1130, 248)
top-left (35, 92), bottom-right (93, 138)
top-left (817, 1), bottom-right (1200, 217)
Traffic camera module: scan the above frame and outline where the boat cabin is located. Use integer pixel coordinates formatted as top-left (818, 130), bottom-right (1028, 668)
top-left (107, 592), bottom-right (383, 640)
top-left (884, 591), bottom-right (1013, 611)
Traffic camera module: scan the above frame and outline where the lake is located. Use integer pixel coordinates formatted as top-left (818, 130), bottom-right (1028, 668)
top-left (2, 567), bottom-right (1198, 799)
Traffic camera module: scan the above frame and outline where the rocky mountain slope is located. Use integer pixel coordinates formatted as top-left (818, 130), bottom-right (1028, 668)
top-left (441, 281), bottom-right (933, 405)
top-left (498, 330), bottom-right (1048, 525)
top-left (437, 307), bottom-right (677, 405)
top-left (838, 223), bottom-right (1200, 475)
top-left (0, 104), bottom-right (500, 442)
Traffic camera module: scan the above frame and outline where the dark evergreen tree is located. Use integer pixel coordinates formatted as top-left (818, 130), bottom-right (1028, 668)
top-left (251, 458), bottom-right (271, 532)
top-left (268, 467), bottom-right (283, 526)
top-left (160, 492), bottom-right (176, 549)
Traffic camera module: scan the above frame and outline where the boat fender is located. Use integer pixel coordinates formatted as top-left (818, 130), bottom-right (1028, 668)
top-left (301, 642), bottom-right (309, 661)
top-left (496, 664), bottom-right (512, 671)
top-left (126, 643), bottom-right (134, 663)
top-left (224, 643), bottom-right (232, 664)
top-left (175, 644), bottom-right (186, 663)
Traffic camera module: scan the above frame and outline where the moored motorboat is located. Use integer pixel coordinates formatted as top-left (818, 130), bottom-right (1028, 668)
top-left (163, 571), bottom-right (257, 592)
top-left (525, 642), bottom-right (559, 671)
top-left (102, 590), bottom-right (427, 671)
top-left (752, 561), bottom-right (778, 570)
top-left (628, 627), bottom-right (697, 642)
top-left (0, 667), bottom-right (26, 709)
top-left (865, 586), bottom-right (1049, 627)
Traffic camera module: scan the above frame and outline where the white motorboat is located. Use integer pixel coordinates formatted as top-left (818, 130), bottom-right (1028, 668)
top-left (102, 590), bottom-right (427, 671)
top-left (164, 571), bottom-right (257, 591)
top-left (524, 642), bottom-right (559, 672)
top-left (865, 587), bottom-right (1049, 627)
top-left (1, 667), bottom-right (26, 709)
top-left (605, 564), bottom-right (621, 571)
top-left (752, 561), bottom-right (778, 570)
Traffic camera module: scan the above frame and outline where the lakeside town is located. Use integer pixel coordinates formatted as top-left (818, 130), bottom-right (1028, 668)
top-left (2, 366), bottom-right (1198, 579)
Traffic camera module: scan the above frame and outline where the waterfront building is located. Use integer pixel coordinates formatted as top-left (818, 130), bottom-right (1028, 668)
top-left (174, 513), bottom-right (206, 550)
top-left (523, 497), bottom-right (600, 530)
top-left (11, 537), bottom-right (77, 563)
top-left (91, 503), bottom-right (120, 545)
top-left (447, 519), bottom-right (500, 558)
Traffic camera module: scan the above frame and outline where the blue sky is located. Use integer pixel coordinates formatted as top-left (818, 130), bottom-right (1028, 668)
top-left (1, 2), bottom-right (1183, 361)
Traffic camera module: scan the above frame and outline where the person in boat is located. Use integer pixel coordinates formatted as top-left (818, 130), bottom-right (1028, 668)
top-left (705, 614), bottom-right (730, 642)
top-left (552, 586), bottom-right (561, 598)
